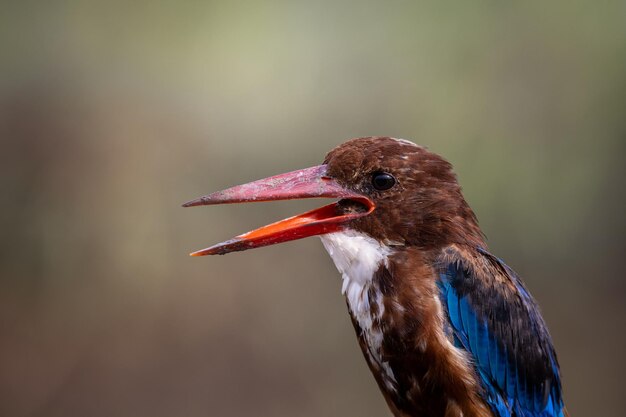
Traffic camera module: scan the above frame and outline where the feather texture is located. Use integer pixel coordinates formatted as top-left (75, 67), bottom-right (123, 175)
top-left (437, 246), bottom-right (565, 417)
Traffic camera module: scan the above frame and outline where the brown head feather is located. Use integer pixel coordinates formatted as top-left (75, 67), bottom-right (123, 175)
top-left (324, 137), bottom-right (485, 250)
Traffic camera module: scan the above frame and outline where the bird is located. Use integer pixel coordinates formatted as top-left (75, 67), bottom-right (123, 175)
top-left (183, 137), bottom-right (566, 417)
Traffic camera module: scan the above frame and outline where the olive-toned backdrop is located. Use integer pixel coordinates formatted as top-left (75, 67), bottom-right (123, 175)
top-left (2, 2), bottom-right (624, 416)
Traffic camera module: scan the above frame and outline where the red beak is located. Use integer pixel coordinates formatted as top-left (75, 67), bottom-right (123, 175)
top-left (182, 165), bottom-right (374, 256)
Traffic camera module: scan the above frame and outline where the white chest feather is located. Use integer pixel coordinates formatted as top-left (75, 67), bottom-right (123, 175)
top-left (320, 231), bottom-right (397, 390)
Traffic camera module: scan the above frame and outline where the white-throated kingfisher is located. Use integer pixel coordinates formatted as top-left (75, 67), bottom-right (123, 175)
top-left (183, 137), bottom-right (566, 417)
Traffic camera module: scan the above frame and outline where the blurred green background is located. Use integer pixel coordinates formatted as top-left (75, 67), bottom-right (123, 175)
top-left (1, 1), bottom-right (624, 416)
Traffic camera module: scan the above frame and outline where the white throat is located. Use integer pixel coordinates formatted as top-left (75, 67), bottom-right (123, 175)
top-left (320, 230), bottom-right (391, 311)
top-left (319, 230), bottom-right (397, 391)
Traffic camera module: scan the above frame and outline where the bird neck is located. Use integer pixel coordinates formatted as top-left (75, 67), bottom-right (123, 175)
top-left (320, 233), bottom-right (491, 416)
top-left (320, 230), bottom-right (397, 393)
top-left (411, 193), bottom-right (486, 250)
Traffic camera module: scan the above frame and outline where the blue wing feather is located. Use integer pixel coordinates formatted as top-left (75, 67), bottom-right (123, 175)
top-left (437, 248), bottom-right (564, 417)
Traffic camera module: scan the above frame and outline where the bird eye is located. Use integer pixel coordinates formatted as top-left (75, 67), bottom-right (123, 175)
top-left (371, 172), bottom-right (396, 191)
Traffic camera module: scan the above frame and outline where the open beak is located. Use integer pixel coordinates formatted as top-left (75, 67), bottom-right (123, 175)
top-left (182, 165), bottom-right (374, 256)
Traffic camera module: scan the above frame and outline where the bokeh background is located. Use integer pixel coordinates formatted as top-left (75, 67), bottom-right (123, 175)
top-left (2, 1), bottom-right (625, 416)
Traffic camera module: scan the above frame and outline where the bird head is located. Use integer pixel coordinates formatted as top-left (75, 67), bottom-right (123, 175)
top-left (183, 137), bottom-right (483, 255)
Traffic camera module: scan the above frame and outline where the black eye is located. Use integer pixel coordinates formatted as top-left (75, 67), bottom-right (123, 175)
top-left (371, 172), bottom-right (396, 191)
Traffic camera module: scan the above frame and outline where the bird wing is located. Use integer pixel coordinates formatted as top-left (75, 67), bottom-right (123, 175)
top-left (436, 247), bottom-right (564, 417)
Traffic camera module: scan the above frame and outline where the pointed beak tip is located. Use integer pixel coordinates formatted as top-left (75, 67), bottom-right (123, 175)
top-left (182, 199), bottom-right (201, 208)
